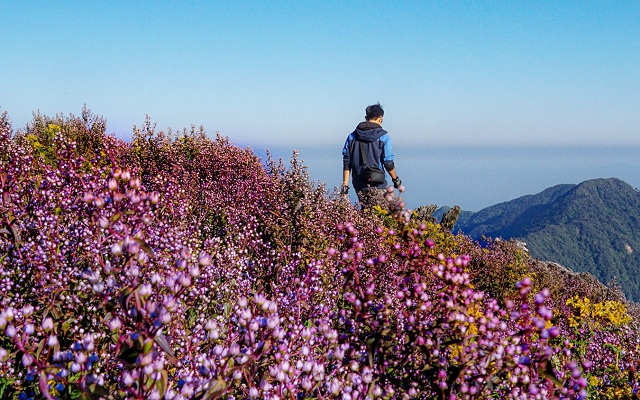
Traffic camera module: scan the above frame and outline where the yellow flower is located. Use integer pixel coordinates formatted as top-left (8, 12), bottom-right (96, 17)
top-left (565, 296), bottom-right (631, 328)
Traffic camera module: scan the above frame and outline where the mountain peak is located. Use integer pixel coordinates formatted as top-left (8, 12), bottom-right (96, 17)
top-left (455, 177), bottom-right (640, 301)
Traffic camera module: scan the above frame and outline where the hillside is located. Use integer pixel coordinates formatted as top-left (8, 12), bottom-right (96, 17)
top-left (455, 178), bottom-right (640, 301)
top-left (2, 109), bottom-right (640, 398)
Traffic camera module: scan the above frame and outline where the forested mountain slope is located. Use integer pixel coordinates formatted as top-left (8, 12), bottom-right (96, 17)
top-left (455, 178), bottom-right (640, 301)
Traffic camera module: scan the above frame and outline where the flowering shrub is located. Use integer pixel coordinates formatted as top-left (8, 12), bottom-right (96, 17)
top-left (565, 296), bottom-right (632, 329)
top-left (0, 109), bottom-right (639, 399)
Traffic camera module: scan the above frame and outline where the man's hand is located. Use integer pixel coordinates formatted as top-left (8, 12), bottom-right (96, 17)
top-left (340, 184), bottom-right (349, 196)
top-left (392, 176), bottom-right (402, 189)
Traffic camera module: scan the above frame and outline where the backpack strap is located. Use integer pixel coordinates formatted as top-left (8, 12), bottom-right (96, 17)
top-left (359, 141), bottom-right (368, 166)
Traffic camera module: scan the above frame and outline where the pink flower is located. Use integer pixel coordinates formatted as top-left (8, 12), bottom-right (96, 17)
top-left (22, 354), bottom-right (34, 367)
top-left (48, 335), bottom-right (59, 347)
top-left (197, 252), bottom-right (212, 266)
top-left (108, 318), bottom-right (122, 331)
top-left (42, 317), bottom-right (54, 331)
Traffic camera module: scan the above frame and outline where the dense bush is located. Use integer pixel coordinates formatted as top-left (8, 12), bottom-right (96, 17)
top-left (1, 109), bottom-right (639, 399)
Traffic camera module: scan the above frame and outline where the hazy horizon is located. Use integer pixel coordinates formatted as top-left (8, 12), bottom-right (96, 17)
top-left (256, 144), bottom-right (640, 212)
top-left (5, 107), bottom-right (638, 212)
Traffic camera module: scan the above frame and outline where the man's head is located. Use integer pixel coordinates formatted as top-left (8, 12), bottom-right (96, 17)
top-left (365, 103), bottom-right (384, 124)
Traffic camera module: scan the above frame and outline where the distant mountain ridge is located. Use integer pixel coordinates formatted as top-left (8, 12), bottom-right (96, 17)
top-left (453, 178), bottom-right (640, 301)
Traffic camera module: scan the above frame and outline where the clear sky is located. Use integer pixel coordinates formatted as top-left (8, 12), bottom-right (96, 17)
top-left (2, 1), bottom-right (639, 150)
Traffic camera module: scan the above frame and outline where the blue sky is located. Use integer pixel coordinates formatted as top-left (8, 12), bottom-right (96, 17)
top-left (2, 1), bottom-right (638, 150)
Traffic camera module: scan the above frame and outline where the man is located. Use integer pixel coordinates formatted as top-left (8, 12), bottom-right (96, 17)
top-left (341, 103), bottom-right (402, 208)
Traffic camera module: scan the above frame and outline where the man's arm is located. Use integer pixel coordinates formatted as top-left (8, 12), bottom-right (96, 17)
top-left (386, 167), bottom-right (397, 180)
top-left (381, 133), bottom-right (402, 189)
top-left (342, 135), bottom-right (353, 194)
top-left (342, 169), bottom-right (350, 187)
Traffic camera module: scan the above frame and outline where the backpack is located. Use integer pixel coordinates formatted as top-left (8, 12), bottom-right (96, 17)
top-left (358, 141), bottom-right (386, 186)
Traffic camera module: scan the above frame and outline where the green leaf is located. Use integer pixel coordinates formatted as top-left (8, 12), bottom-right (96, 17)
top-left (202, 379), bottom-right (227, 400)
top-left (35, 338), bottom-right (46, 359)
top-left (0, 376), bottom-right (15, 398)
top-left (187, 308), bottom-right (197, 327)
top-left (69, 386), bottom-right (83, 399)
top-left (155, 370), bottom-right (169, 398)
top-left (135, 238), bottom-right (155, 257)
top-left (539, 360), bottom-right (562, 387)
top-left (154, 332), bottom-right (178, 363)
top-left (62, 319), bottom-right (71, 333)
top-left (119, 286), bottom-right (135, 311)
top-left (50, 305), bottom-right (61, 320)
top-left (143, 338), bottom-right (153, 354)
top-left (261, 339), bottom-right (272, 354)
top-left (8, 223), bottom-right (21, 244)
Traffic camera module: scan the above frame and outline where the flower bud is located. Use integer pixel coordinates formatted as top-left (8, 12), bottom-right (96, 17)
top-left (198, 252), bottom-right (212, 266)
top-left (98, 216), bottom-right (109, 229)
top-left (22, 354), bottom-right (34, 367)
top-left (123, 372), bottom-right (134, 386)
top-left (149, 192), bottom-right (160, 205)
top-left (22, 305), bottom-right (34, 317)
top-left (108, 318), bottom-right (122, 331)
top-left (130, 177), bottom-right (141, 189)
top-left (75, 352), bottom-right (87, 364)
top-left (127, 241), bottom-right (140, 255)
top-left (137, 251), bottom-right (149, 266)
top-left (178, 275), bottom-right (191, 287)
top-left (5, 325), bottom-right (16, 338)
top-left (140, 284), bottom-right (152, 298)
top-left (176, 259), bottom-right (187, 270)
top-left (160, 311), bottom-right (171, 324)
top-left (111, 243), bottom-right (123, 256)
top-left (83, 192), bottom-right (95, 203)
top-left (42, 317), bottom-right (54, 332)
top-left (48, 335), bottom-right (59, 347)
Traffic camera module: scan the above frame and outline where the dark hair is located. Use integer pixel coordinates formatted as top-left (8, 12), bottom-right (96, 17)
top-left (365, 103), bottom-right (384, 121)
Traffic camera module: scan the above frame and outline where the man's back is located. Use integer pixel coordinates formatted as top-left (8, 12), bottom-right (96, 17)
top-left (343, 121), bottom-right (392, 191)
top-left (341, 103), bottom-right (402, 208)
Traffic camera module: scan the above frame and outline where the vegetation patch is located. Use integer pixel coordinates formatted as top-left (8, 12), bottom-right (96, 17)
top-left (1, 109), bottom-right (639, 399)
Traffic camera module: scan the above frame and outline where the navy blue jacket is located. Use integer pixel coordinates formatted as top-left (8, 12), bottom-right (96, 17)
top-left (342, 122), bottom-right (395, 191)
